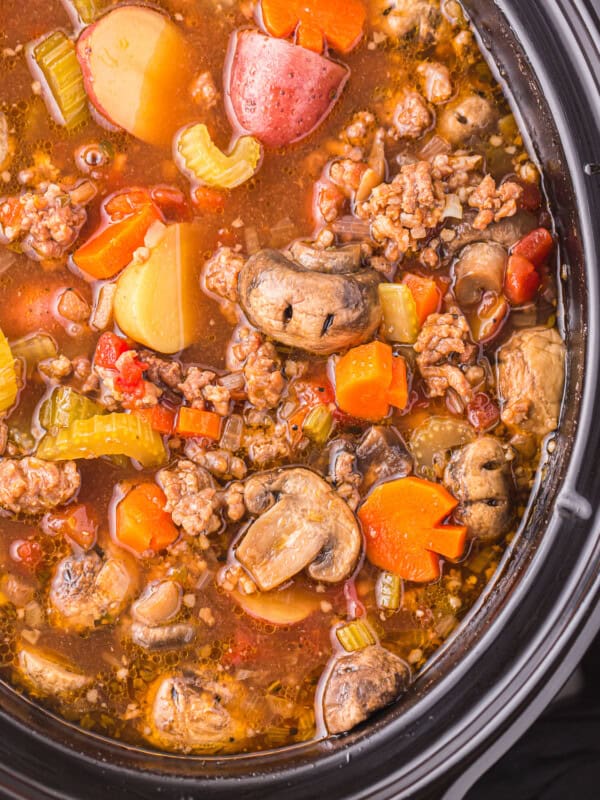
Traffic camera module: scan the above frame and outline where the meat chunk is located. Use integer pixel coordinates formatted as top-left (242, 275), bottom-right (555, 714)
top-left (414, 312), bottom-right (477, 402)
top-left (392, 90), bottom-right (432, 139)
top-left (57, 288), bottom-right (90, 323)
top-left (0, 458), bottom-right (80, 515)
top-left (444, 436), bottom-right (514, 541)
top-left (49, 552), bottom-right (136, 633)
top-left (235, 468), bottom-right (362, 591)
top-left (203, 246), bottom-right (245, 303)
top-left (467, 175), bottom-right (523, 231)
top-left (17, 645), bottom-right (91, 696)
top-left (329, 445), bottom-right (362, 510)
top-left (356, 425), bottom-right (413, 491)
top-left (184, 443), bottom-right (247, 480)
top-left (357, 160), bottom-right (445, 261)
top-left (140, 351), bottom-right (184, 389)
top-left (498, 327), bottom-right (565, 437)
top-left (190, 70), bottom-right (219, 110)
top-left (145, 669), bottom-right (255, 753)
top-left (322, 644), bottom-right (410, 734)
top-left (330, 159), bottom-right (369, 197)
top-left (0, 183), bottom-right (86, 260)
top-left (157, 461), bottom-right (222, 537)
top-left (177, 367), bottom-right (231, 415)
top-left (242, 338), bottom-right (286, 410)
top-left (417, 61), bottom-right (453, 104)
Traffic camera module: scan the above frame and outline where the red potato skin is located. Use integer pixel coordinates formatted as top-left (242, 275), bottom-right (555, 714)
top-left (225, 30), bottom-right (349, 148)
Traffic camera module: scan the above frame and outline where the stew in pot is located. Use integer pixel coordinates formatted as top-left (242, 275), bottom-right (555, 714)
top-left (0, 0), bottom-right (565, 753)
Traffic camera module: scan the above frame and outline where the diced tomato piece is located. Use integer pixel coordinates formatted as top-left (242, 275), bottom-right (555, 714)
top-left (150, 186), bottom-right (191, 221)
top-left (42, 504), bottom-right (98, 550)
top-left (94, 332), bottom-right (130, 369)
top-left (12, 539), bottom-right (43, 570)
top-left (104, 188), bottom-right (152, 221)
top-left (467, 393), bottom-right (500, 432)
top-left (191, 186), bottom-right (226, 214)
top-left (293, 378), bottom-right (335, 407)
top-left (114, 354), bottom-right (148, 396)
top-left (512, 227), bottom-right (554, 267)
top-left (504, 255), bottom-right (541, 305)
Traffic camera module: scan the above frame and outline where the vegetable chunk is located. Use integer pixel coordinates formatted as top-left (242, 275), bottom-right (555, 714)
top-left (76, 7), bottom-right (194, 146)
top-left (114, 223), bottom-right (204, 354)
top-left (225, 30), bottom-right (349, 148)
top-left (358, 476), bottom-right (467, 582)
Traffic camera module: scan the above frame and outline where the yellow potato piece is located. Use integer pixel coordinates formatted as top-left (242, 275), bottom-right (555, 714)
top-left (114, 223), bottom-right (203, 354)
top-left (77, 7), bottom-right (194, 147)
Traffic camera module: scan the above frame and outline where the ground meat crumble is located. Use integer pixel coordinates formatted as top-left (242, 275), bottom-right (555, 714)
top-left (414, 311), bottom-right (478, 402)
top-left (0, 183), bottom-right (87, 260)
top-left (157, 461), bottom-right (222, 538)
top-left (0, 458), bottom-right (80, 515)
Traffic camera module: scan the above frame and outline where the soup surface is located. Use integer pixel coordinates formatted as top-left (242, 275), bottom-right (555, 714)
top-left (0, 0), bottom-right (565, 754)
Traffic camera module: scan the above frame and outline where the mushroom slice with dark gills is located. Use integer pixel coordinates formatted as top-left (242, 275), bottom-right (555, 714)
top-left (144, 668), bottom-right (256, 753)
top-left (444, 436), bottom-right (514, 542)
top-left (238, 249), bottom-right (381, 355)
top-left (49, 551), bottom-right (136, 633)
top-left (235, 468), bottom-right (362, 591)
top-left (356, 425), bottom-right (413, 491)
top-left (130, 579), bottom-right (195, 650)
top-left (322, 644), bottom-right (410, 734)
top-left (452, 242), bottom-right (508, 306)
top-left (288, 241), bottom-right (362, 273)
top-left (17, 644), bottom-right (91, 696)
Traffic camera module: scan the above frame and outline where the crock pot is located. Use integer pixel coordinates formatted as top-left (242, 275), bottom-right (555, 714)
top-left (0, 1), bottom-right (599, 797)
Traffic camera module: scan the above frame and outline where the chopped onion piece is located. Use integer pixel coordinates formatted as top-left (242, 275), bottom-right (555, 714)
top-left (441, 193), bottom-right (463, 220)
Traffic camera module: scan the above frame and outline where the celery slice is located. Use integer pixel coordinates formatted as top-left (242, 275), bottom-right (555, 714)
top-left (62, 0), bottom-right (105, 24)
top-left (303, 405), bottom-right (333, 445)
top-left (32, 31), bottom-right (89, 130)
top-left (336, 619), bottom-right (376, 652)
top-left (0, 330), bottom-right (18, 413)
top-left (176, 123), bottom-right (262, 189)
top-left (11, 333), bottom-right (58, 377)
top-left (375, 571), bottom-right (402, 611)
top-left (37, 413), bottom-right (167, 467)
top-left (378, 283), bottom-right (419, 344)
top-left (39, 386), bottom-right (105, 434)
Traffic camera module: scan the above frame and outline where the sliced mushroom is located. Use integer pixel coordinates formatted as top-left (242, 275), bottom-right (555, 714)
top-left (444, 436), bottom-right (514, 541)
top-left (288, 241), bottom-right (362, 274)
top-left (444, 210), bottom-right (537, 255)
top-left (322, 644), bottom-right (410, 734)
top-left (17, 644), bottom-right (91, 696)
top-left (144, 668), bottom-right (255, 753)
top-left (236, 468), bottom-right (362, 591)
top-left (498, 326), bottom-right (566, 437)
top-left (132, 580), bottom-right (182, 627)
top-left (238, 249), bottom-right (381, 355)
top-left (131, 621), bottom-right (196, 650)
top-left (453, 242), bottom-right (507, 306)
top-left (48, 552), bottom-right (136, 633)
top-left (438, 93), bottom-right (496, 144)
top-left (356, 425), bottom-right (413, 491)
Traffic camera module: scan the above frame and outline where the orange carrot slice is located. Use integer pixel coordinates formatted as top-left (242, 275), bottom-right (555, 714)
top-left (358, 476), bottom-right (467, 583)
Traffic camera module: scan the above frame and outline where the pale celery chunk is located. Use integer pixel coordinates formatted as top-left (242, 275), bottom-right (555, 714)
top-left (32, 31), bottom-right (89, 129)
top-left (378, 283), bottom-right (419, 344)
top-left (176, 123), bottom-right (262, 189)
top-left (37, 413), bottom-right (167, 468)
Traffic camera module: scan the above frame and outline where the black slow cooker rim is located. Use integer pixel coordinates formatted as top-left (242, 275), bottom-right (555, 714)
top-left (0, 2), bottom-right (599, 798)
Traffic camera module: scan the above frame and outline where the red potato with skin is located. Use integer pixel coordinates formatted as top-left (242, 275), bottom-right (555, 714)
top-left (76, 7), bottom-right (194, 147)
top-left (225, 30), bottom-right (349, 148)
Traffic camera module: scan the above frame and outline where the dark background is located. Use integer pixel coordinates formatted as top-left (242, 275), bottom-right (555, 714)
top-left (466, 634), bottom-right (600, 800)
